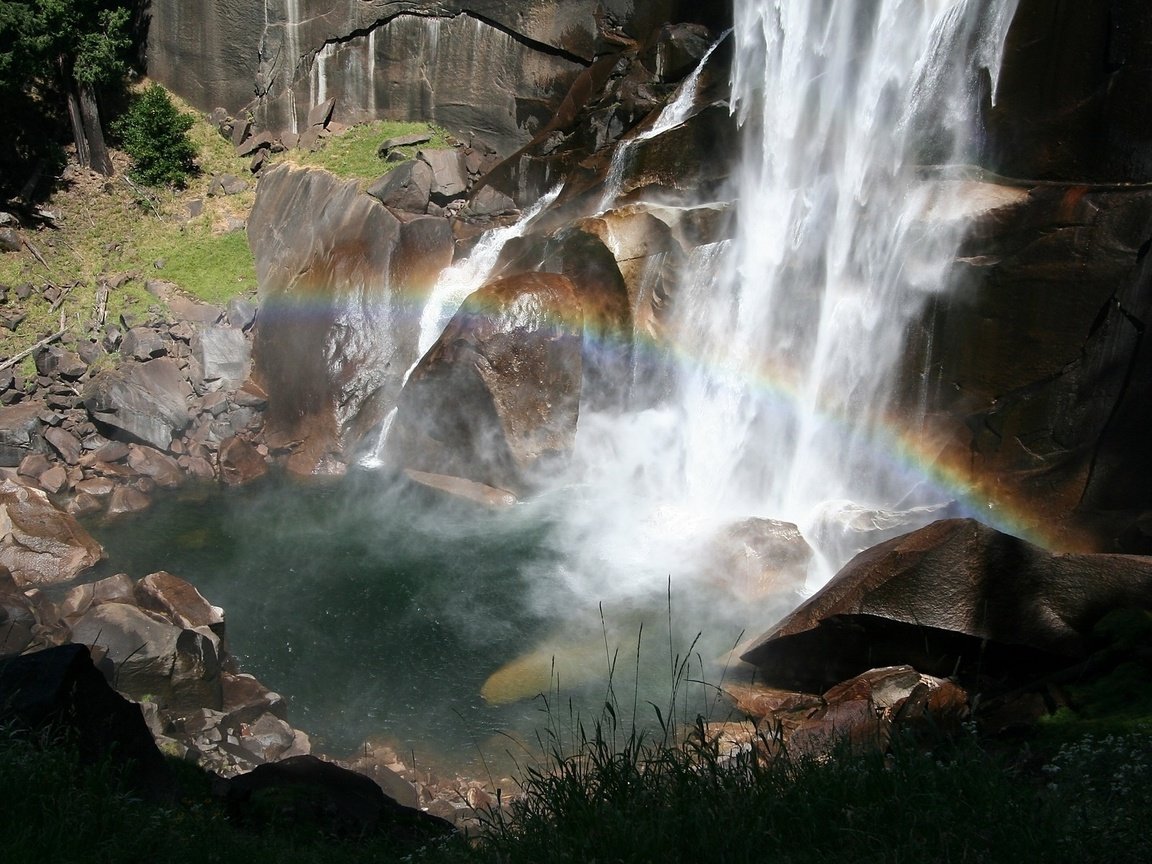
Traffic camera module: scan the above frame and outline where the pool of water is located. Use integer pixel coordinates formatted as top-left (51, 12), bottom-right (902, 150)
top-left (83, 470), bottom-right (734, 770)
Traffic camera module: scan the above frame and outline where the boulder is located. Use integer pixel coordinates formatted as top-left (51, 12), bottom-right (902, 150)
top-left (44, 426), bottom-right (83, 464)
top-left (366, 160), bottom-right (433, 213)
top-left (221, 755), bottom-right (454, 845)
top-left (120, 326), bottom-right (169, 361)
top-left (0, 479), bottom-right (103, 586)
top-left (740, 519), bottom-right (1152, 691)
top-left (708, 517), bottom-right (812, 605)
top-left (249, 165), bottom-right (424, 474)
top-left (389, 271), bottom-right (584, 494)
top-left (218, 436), bottom-right (268, 485)
top-left (192, 325), bottom-right (251, 384)
top-left (126, 444), bottom-right (184, 488)
top-left (417, 148), bottom-right (468, 201)
top-left (69, 602), bottom-right (222, 712)
top-left (0, 402), bottom-right (46, 466)
top-left (83, 358), bottom-right (192, 450)
top-left (135, 571), bottom-right (225, 637)
top-left (0, 644), bottom-right (173, 799)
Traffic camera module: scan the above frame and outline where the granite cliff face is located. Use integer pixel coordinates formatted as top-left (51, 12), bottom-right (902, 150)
top-left (233, 1), bottom-right (1152, 550)
top-left (144, 1), bottom-right (729, 154)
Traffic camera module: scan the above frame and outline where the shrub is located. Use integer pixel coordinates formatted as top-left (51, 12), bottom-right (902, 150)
top-left (113, 83), bottom-right (198, 187)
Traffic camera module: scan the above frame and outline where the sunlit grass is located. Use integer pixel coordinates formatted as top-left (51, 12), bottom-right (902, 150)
top-left (280, 120), bottom-right (454, 180)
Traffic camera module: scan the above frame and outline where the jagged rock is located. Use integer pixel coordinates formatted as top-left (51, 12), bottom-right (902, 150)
top-left (0, 402), bottom-right (46, 466)
top-left (34, 346), bottom-right (88, 379)
top-left (192, 326), bottom-right (251, 384)
top-left (740, 518), bottom-right (1152, 691)
top-left (307, 97), bottom-right (336, 128)
top-left (106, 485), bottom-right (151, 516)
top-left (83, 358), bottom-right (193, 450)
top-left (218, 436), bottom-right (268, 485)
top-left (209, 174), bottom-right (249, 196)
top-left (44, 426), bottom-right (83, 464)
top-left (366, 160), bottom-right (433, 213)
top-left (135, 571), bottom-right (225, 636)
top-left (376, 132), bottom-right (431, 155)
top-left (70, 602), bottom-right (222, 712)
top-left (389, 271), bottom-right (584, 494)
top-left (226, 297), bottom-right (258, 331)
top-left (17, 452), bottom-right (51, 479)
top-left (37, 464), bottom-right (69, 494)
top-left (0, 478), bottom-right (103, 586)
top-left (120, 327), bottom-right (169, 361)
top-left (417, 148), bottom-right (468, 201)
top-left (126, 444), bottom-right (184, 488)
top-left (235, 130), bottom-right (276, 158)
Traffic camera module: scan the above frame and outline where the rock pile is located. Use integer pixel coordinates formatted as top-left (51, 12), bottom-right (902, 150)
top-left (0, 284), bottom-right (268, 520)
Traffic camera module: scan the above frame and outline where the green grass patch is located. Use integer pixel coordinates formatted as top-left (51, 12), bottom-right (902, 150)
top-left (139, 229), bottom-right (257, 305)
top-left (284, 120), bottom-right (454, 180)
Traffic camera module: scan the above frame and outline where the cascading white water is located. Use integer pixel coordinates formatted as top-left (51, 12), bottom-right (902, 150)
top-left (533, 0), bottom-right (1020, 623)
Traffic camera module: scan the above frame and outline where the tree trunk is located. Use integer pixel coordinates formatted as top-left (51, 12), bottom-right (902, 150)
top-left (77, 82), bottom-right (113, 176)
top-left (65, 85), bottom-right (91, 170)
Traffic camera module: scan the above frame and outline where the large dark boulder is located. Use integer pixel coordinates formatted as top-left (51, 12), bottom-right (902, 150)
top-left (0, 644), bottom-right (173, 800)
top-left (82, 358), bottom-right (193, 450)
top-left (740, 518), bottom-right (1152, 692)
top-left (249, 164), bottom-right (415, 475)
top-left (221, 754), bottom-right (454, 845)
top-left (388, 271), bottom-right (584, 494)
top-left (903, 185), bottom-right (1152, 545)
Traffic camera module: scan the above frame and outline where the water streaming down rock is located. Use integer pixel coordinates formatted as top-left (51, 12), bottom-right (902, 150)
top-left (540, 0), bottom-right (1021, 622)
top-left (596, 30), bottom-right (732, 213)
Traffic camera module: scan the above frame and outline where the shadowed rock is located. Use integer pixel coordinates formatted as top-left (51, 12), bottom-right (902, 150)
top-left (741, 518), bottom-right (1152, 691)
top-left (389, 271), bottom-right (584, 494)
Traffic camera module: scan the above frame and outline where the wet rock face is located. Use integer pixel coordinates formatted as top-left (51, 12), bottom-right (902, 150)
top-left (248, 164), bottom-right (420, 475)
top-left (986, 0), bottom-right (1152, 181)
top-left (903, 186), bottom-right (1152, 542)
top-left (389, 271), bottom-right (584, 494)
top-left (144, 2), bottom-right (709, 154)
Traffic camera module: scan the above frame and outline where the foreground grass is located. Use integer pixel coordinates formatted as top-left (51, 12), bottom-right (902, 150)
top-left (4, 711), bottom-right (1149, 864)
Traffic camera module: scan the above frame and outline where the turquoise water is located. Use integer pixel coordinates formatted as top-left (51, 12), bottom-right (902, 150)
top-left (86, 471), bottom-right (569, 764)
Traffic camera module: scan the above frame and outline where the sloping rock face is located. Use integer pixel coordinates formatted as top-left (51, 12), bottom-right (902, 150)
top-left (903, 185), bottom-right (1152, 545)
top-left (986, 0), bottom-right (1152, 182)
top-left (248, 163), bottom-right (452, 475)
top-left (388, 272), bottom-right (584, 494)
top-left (740, 518), bottom-right (1152, 691)
top-left (144, 1), bottom-right (729, 154)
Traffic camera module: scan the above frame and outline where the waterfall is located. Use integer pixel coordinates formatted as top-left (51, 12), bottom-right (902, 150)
top-left (534, 0), bottom-right (1019, 620)
top-left (669, 0), bottom-right (1019, 562)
